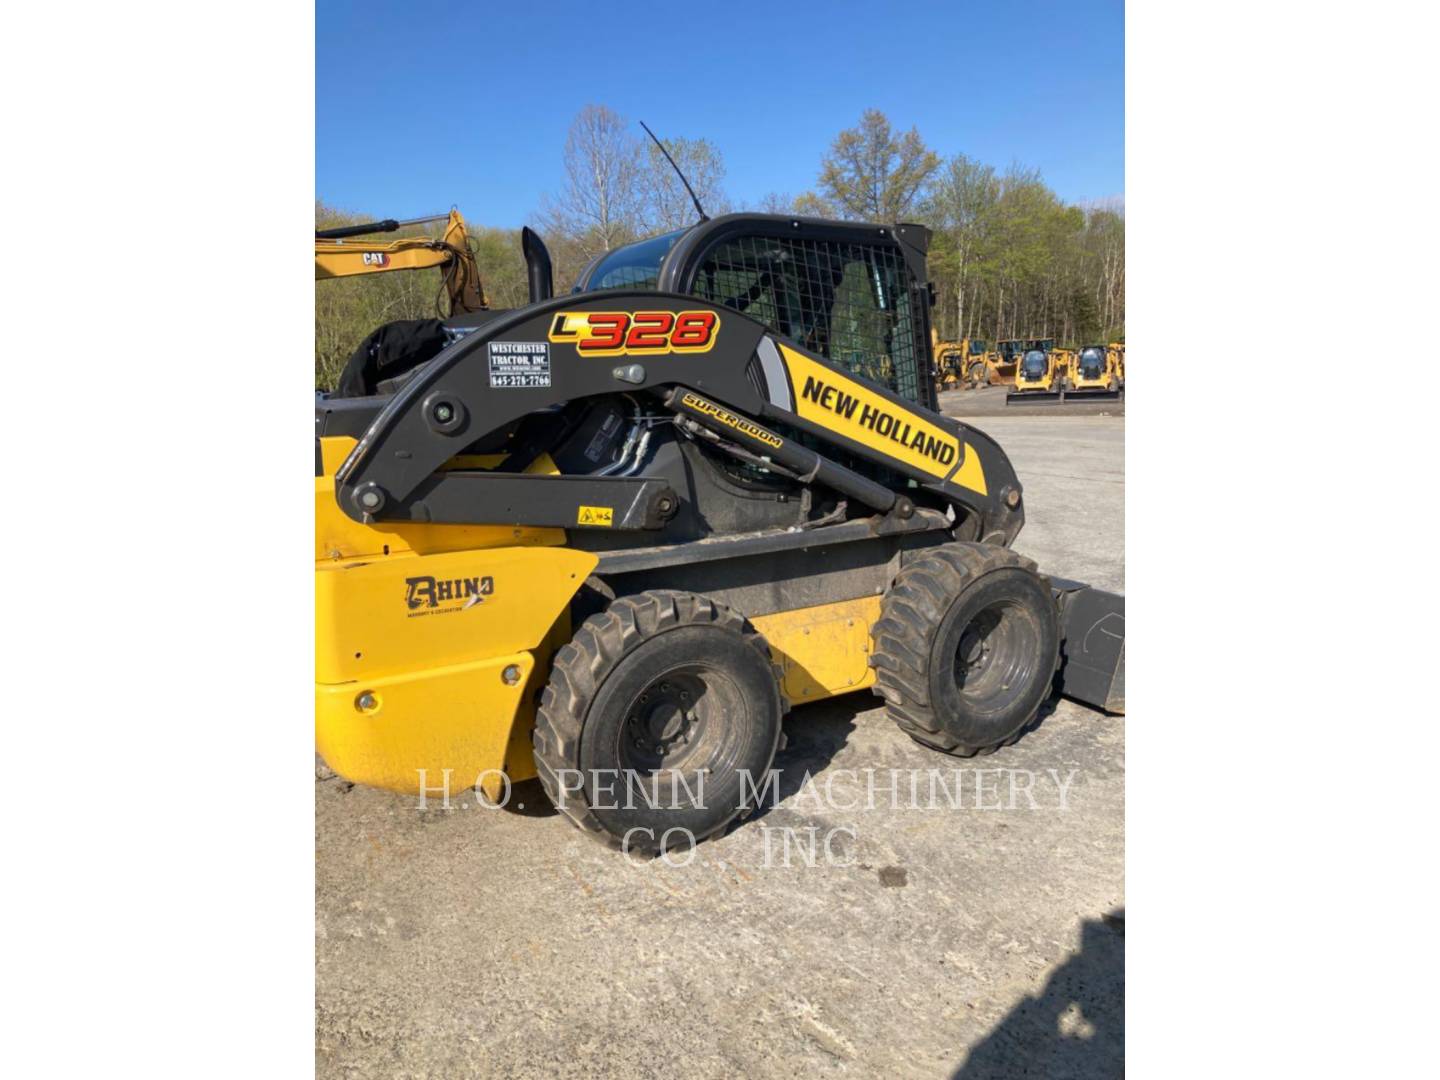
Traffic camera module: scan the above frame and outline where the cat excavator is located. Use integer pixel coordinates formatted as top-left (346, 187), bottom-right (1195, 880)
top-left (315, 208), bottom-right (487, 315)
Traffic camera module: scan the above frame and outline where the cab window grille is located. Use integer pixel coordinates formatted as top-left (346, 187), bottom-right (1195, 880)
top-left (688, 234), bottom-right (921, 402)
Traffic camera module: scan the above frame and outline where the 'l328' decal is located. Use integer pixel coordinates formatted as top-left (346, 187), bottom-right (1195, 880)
top-left (547, 311), bottom-right (719, 356)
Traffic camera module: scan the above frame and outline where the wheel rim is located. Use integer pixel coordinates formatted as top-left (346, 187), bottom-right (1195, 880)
top-left (616, 664), bottom-right (747, 777)
top-left (950, 598), bottom-right (1044, 714)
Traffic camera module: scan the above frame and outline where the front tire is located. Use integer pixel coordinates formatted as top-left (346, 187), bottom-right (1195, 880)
top-left (533, 590), bottom-right (785, 852)
top-left (871, 544), bottom-right (1059, 756)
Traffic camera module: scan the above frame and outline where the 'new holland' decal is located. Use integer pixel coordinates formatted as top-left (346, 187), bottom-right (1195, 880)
top-left (779, 345), bottom-right (961, 481)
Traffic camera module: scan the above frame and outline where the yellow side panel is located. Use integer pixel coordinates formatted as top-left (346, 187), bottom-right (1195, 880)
top-left (316, 545), bottom-right (595, 796)
top-left (320, 436), bottom-right (359, 476)
top-left (316, 545), bottom-right (596, 683)
top-left (751, 595), bottom-right (883, 703)
top-left (316, 652), bottom-right (533, 796)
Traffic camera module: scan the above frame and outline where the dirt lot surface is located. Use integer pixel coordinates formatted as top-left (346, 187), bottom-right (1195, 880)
top-left (317, 409), bottom-right (1125, 1079)
top-left (939, 382), bottom-right (1125, 419)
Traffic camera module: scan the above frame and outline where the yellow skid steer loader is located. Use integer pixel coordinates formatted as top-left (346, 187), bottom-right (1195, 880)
top-left (1065, 344), bottom-right (1124, 400)
top-left (316, 213), bottom-right (1125, 853)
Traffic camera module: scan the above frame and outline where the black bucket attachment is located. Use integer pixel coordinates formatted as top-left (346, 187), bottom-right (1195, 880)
top-left (1051, 579), bottom-right (1125, 714)
top-left (1062, 386), bottom-right (1124, 402)
top-left (1007, 388), bottom-right (1065, 406)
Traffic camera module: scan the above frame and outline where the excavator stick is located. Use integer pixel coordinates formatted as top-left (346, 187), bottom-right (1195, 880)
top-left (315, 208), bottom-right (488, 314)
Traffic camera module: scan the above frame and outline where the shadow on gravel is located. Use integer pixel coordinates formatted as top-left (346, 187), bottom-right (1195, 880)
top-left (501, 778), bottom-right (558, 819)
top-left (739, 686), bottom-right (1064, 833)
top-left (1011, 691), bottom-right (1062, 748)
top-left (740, 695), bottom-right (861, 826)
top-left (953, 910), bottom-right (1125, 1079)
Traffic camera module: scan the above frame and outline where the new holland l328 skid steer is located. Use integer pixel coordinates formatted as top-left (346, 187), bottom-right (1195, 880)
top-left (315, 213), bottom-right (1125, 853)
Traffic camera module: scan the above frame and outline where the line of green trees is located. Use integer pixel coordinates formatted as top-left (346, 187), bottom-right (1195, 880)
top-left (317, 106), bottom-right (1123, 386)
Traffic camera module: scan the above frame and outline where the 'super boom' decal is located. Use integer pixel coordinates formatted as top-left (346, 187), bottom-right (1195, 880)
top-left (679, 391), bottom-right (784, 449)
top-left (547, 310), bottom-right (719, 356)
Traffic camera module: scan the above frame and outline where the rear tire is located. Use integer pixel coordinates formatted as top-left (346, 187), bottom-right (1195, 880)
top-left (533, 590), bottom-right (786, 853)
top-left (871, 544), bottom-right (1059, 756)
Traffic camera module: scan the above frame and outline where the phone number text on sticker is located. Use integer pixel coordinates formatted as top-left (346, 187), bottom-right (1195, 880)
top-left (547, 311), bottom-right (719, 356)
top-left (488, 341), bottom-right (551, 388)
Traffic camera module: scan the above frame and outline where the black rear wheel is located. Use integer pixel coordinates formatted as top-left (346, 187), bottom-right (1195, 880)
top-left (533, 590), bottom-right (785, 852)
top-left (872, 544), bottom-right (1059, 756)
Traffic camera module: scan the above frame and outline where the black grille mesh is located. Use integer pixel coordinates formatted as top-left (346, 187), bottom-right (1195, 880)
top-left (689, 235), bottom-right (921, 401)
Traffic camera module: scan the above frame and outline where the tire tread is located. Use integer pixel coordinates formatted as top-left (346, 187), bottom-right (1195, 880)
top-left (870, 542), bottom-right (1052, 757)
top-left (533, 589), bottom-right (786, 849)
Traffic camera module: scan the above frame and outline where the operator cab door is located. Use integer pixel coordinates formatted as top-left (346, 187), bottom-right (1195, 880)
top-left (662, 216), bottom-right (937, 410)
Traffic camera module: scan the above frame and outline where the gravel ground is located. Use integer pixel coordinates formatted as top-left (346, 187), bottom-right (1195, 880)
top-left (939, 382), bottom-right (1125, 419)
top-left (316, 409), bottom-right (1125, 1079)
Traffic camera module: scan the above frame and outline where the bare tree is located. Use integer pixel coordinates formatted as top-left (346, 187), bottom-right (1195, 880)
top-left (924, 155), bottom-right (1000, 338)
top-left (539, 104), bottom-right (643, 260)
top-left (639, 135), bottom-right (727, 232)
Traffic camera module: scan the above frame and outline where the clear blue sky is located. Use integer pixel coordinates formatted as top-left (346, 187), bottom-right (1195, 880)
top-left (317, 0), bottom-right (1124, 226)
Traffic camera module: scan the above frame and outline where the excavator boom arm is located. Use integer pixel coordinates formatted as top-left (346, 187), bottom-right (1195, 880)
top-left (314, 208), bottom-right (487, 313)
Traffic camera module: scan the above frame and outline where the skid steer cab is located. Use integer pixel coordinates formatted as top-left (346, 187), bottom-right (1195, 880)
top-left (315, 212), bottom-right (1125, 854)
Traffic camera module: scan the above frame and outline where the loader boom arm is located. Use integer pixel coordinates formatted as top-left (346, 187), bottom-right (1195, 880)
top-left (332, 291), bottom-right (1024, 545)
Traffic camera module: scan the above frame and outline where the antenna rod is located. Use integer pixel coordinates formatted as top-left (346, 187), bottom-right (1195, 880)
top-left (639, 121), bottom-right (708, 223)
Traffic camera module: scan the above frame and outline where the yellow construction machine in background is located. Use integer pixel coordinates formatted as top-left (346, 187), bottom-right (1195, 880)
top-left (933, 336), bottom-right (998, 392)
top-left (1006, 341), bottom-right (1066, 404)
top-left (315, 208), bottom-right (488, 316)
top-left (1066, 343), bottom-right (1125, 400)
top-left (995, 339), bottom-right (1051, 387)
